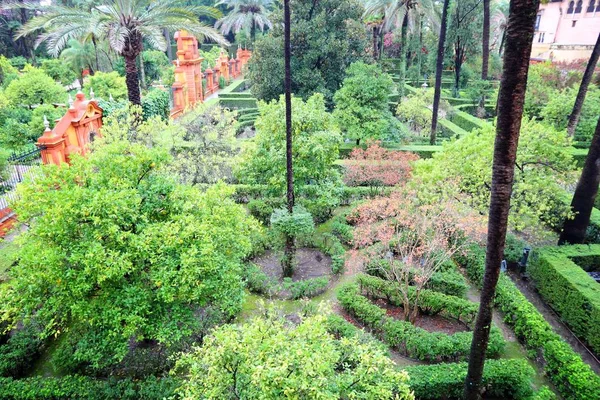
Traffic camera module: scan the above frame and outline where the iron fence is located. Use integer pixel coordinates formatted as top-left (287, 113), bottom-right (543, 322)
top-left (0, 143), bottom-right (43, 217)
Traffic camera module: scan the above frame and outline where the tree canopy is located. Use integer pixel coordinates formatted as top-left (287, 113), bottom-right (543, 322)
top-left (0, 140), bottom-right (261, 368)
top-left (246, 0), bottom-right (369, 105)
top-left (175, 311), bottom-right (414, 400)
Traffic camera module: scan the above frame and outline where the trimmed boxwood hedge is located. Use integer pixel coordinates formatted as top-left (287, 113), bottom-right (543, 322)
top-left (449, 110), bottom-right (489, 132)
top-left (528, 245), bottom-right (600, 354)
top-left (219, 97), bottom-right (258, 109)
top-left (0, 375), bottom-right (179, 400)
top-left (454, 244), bottom-right (600, 400)
top-left (438, 118), bottom-right (468, 138)
top-left (356, 274), bottom-right (478, 325)
top-left (405, 359), bottom-right (537, 400)
top-left (338, 143), bottom-right (443, 158)
top-left (337, 283), bottom-right (505, 362)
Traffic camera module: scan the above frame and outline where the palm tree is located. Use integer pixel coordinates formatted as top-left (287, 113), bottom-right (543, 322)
top-left (491, 0), bottom-right (508, 55)
top-left (482, 0), bottom-right (490, 80)
top-left (8, 0), bottom-right (226, 106)
top-left (60, 39), bottom-right (96, 85)
top-left (566, 34), bottom-right (600, 137)
top-left (283, 0), bottom-right (295, 278)
top-left (215, 0), bottom-right (274, 42)
top-left (463, 0), bottom-right (540, 397)
top-left (429, 0), bottom-right (449, 144)
top-left (559, 116), bottom-right (600, 245)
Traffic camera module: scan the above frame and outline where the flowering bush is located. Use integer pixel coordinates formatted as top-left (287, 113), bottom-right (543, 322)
top-left (342, 141), bottom-right (419, 189)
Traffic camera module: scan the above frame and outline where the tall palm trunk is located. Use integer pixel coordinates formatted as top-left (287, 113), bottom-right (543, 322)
top-left (372, 25), bottom-right (379, 60)
top-left (482, 0), bottom-right (490, 80)
top-left (124, 55), bottom-right (142, 106)
top-left (566, 34), bottom-right (600, 137)
top-left (164, 28), bottom-right (173, 61)
top-left (430, 0), bottom-right (450, 145)
top-left (559, 117), bottom-right (600, 244)
top-left (399, 13), bottom-right (409, 97)
top-left (463, 0), bottom-right (539, 398)
top-left (283, 0), bottom-right (295, 278)
top-left (92, 35), bottom-right (100, 73)
top-left (139, 52), bottom-right (147, 89)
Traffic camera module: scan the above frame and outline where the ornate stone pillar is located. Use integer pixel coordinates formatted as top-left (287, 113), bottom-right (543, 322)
top-left (37, 117), bottom-right (66, 166)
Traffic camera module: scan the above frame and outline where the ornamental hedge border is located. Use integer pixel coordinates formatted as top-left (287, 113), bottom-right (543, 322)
top-left (454, 244), bottom-right (600, 400)
top-left (0, 375), bottom-right (178, 400)
top-left (337, 283), bottom-right (505, 362)
top-left (356, 274), bottom-right (477, 326)
top-left (325, 314), bottom-right (545, 400)
top-left (528, 245), bottom-right (600, 354)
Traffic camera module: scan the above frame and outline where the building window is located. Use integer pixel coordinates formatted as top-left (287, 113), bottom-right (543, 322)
top-left (572, 19), bottom-right (577, 26)
top-left (575, 0), bottom-right (583, 12)
top-left (567, 0), bottom-right (575, 13)
top-left (587, 0), bottom-right (595, 12)
top-left (538, 32), bottom-right (546, 42)
top-left (535, 14), bottom-right (541, 30)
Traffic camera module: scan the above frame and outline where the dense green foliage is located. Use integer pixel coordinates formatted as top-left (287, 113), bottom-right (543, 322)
top-left (0, 323), bottom-right (44, 378)
top-left (40, 59), bottom-right (78, 86)
top-left (541, 86), bottom-right (600, 143)
top-left (414, 119), bottom-right (574, 230)
top-left (333, 62), bottom-right (400, 144)
top-left (0, 375), bottom-right (179, 400)
top-left (0, 140), bottom-right (260, 368)
top-left (455, 244), bottom-right (600, 400)
top-left (4, 66), bottom-right (65, 107)
top-left (82, 71), bottom-right (127, 101)
top-left (141, 89), bottom-right (170, 121)
top-left (237, 94), bottom-right (342, 193)
top-left (405, 359), bottom-right (536, 400)
top-left (529, 245), bottom-right (600, 354)
top-left (175, 312), bottom-right (413, 399)
top-left (247, 0), bottom-right (369, 105)
top-left (337, 283), bottom-right (505, 362)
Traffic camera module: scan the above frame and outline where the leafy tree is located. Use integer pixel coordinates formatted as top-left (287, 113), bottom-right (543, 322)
top-left (0, 55), bottom-right (18, 88)
top-left (0, 140), bottom-right (260, 368)
top-left (247, 0), bottom-right (369, 106)
top-left (523, 62), bottom-right (564, 118)
top-left (4, 66), bottom-right (65, 107)
top-left (141, 89), bottom-right (170, 121)
top-left (447, 0), bottom-right (483, 96)
top-left (173, 104), bottom-right (240, 184)
top-left (82, 71), bottom-right (127, 101)
top-left (40, 58), bottom-right (78, 86)
top-left (566, 34), bottom-right (600, 137)
top-left (141, 50), bottom-right (170, 86)
top-left (430, 0), bottom-right (451, 143)
top-left (541, 86), bottom-right (600, 143)
top-left (333, 62), bottom-right (399, 145)
top-left (236, 94), bottom-right (342, 194)
top-left (175, 311), bottom-right (413, 400)
top-left (414, 119), bottom-right (574, 231)
top-left (12, 0), bottom-right (226, 105)
top-left (59, 39), bottom-right (97, 85)
top-left (560, 115), bottom-right (600, 244)
top-left (464, 0), bottom-right (541, 395)
top-left (215, 0), bottom-right (274, 41)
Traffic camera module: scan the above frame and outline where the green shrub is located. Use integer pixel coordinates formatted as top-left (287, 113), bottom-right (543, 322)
top-left (83, 71), bottom-right (127, 101)
top-left (454, 244), bottom-right (600, 400)
top-left (40, 59), bottom-right (77, 86)
top-left (141, 89), bottom-right (170, 121)
top-left (528, 245), bottom-right (600, 354)
top-left (4, 66), bottom-right (65, 107)
top-left (405, 359), bottom-right (535, 399)
top-left (0, 375), bottom-right (179, 400)
top-left (357, 274), bottom-right (478, 325)
top-left (247, 198), bottom-right (277, 225)
top-left (244, 262), bottom-right (278, 296)
top-left (427, 268), bottom-right (469, 298)
top-left (219, 97), bottom-right (257, 109)
top-left (0, 323), bottom-right (44, 378)
top-left (337, 283), bottom-right (504, 362)
top-left (283, 276), bottom-right (329, 299)
top-left (8, 56), bottom-right (27, 70)
top-left (141, 50), bottom-right (170, 86)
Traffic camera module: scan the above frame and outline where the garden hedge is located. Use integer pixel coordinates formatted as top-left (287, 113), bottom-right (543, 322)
top-left (0, 375), bottom-right (178, 400)
top-left (405, 359), bottom-right (537, 400)
top-left (337, 283), bottom-right (505, 362)
top-left (338, 143), bottom-right (442, 158)
top-left (454, 244), bottom-right (600, 400)
top-left (449, 110), bottom-right (489, 132)
top-left (528, 245), bottom-right (600, 354)
top-left (438, 118), bottom-right (468, 138)
top-left (218, 78), bottom-right (247, 94)
top-left (356, 274), bottom-right (478, 325)
top-left (219, 98), bottom-right (258, 109)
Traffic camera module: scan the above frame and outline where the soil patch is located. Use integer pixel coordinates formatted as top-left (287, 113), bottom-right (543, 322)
top-left (372, 298), bottom-right (470, 335)
top-left (253, 248), bottom-right (332, 282)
